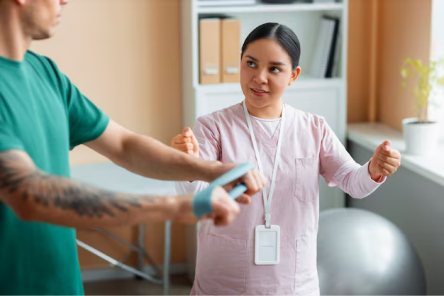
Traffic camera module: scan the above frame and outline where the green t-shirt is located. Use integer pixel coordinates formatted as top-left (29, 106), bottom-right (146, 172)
top-left (0, 51), bottom-right (109, 295)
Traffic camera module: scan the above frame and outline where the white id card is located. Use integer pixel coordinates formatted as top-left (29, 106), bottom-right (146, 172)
top-left (255, 225), bottom-right (280, 265)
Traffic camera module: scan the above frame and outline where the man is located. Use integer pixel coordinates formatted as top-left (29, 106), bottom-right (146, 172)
top-left (0, 0), bottom-right (265, 294)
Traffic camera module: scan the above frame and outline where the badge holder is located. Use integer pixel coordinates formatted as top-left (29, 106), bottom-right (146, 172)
top-left (255, 224), bottom-right (280, 265)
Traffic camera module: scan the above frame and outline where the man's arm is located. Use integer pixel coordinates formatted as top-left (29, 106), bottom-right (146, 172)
top-left (85, 120), bottom-right (225, 183)
top-left (0, 149), bottom-right (198, 228)
top-left (85, 120), bottom-right (265, 197)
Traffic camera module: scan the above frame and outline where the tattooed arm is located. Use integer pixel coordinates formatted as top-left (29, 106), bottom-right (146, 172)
top-left (0, 150), bottom-right (241, 227)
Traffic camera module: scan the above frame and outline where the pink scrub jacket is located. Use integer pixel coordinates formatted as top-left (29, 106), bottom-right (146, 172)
top-left (177, 103), bottom-right (384, 295)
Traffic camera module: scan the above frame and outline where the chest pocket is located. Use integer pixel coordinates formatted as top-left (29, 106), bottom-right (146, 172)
top-left (294, 158), bottom-right (319, 202)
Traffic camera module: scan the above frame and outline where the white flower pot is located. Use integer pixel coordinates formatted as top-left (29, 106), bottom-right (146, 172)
top-left (402, 117), bottom-right (440, 156)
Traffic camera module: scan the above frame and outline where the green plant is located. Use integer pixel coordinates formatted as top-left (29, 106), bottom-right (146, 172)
top-left (400, 58), bottom-right (444, 123)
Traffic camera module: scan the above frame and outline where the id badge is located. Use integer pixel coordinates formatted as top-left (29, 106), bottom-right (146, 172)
top-left (255, 225), bottom-right (280, 265)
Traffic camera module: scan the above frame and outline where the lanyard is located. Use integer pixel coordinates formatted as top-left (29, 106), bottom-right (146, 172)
top-left (243, 100), bottom-right (285, 228)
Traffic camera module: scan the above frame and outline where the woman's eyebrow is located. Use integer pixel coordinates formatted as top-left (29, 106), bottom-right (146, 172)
top-left (270, 61), bottom-right (286, 66)
top-left (246, 55), bottom-right (258, 61)
top-left (246, 55), bottom-right (286, 66)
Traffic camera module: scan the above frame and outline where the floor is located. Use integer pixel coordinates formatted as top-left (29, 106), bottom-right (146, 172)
top-left (83, 275), bottom-right (193, 295)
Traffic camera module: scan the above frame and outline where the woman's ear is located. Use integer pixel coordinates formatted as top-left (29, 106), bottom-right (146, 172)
top-left (288, 66), bottom-right (301, 86)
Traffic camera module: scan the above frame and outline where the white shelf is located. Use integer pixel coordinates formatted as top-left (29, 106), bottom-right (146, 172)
top-left (347, 123), bottom-right (444, 188)
top-left (197, 2), bottom-right (343, 14)
top-left (196, 77), bottom-right (344, 92)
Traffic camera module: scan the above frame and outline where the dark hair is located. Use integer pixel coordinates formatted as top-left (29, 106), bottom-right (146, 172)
top-left (241, 23), bottom-right (301, 70)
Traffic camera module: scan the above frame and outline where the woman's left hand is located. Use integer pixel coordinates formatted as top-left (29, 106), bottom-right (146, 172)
top-left (369, 140), bottom-right (401, 181)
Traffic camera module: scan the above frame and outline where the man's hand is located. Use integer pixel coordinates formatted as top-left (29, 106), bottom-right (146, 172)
top-left (171, 127), bottom-right (199, 158)
top-left (174, 187), bottom-right (240, 226)
top-left (209, 186), bottom-right (241, 226)
top-left (210, 163), bottom-right (265, 204)
top-left (369, 140), bottom-right (401, 181)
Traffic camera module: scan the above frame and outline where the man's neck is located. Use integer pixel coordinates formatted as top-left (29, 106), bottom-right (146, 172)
top-left (0, 5), bottom-right (31, 61)
top-left (244, 100), bottom-right (283, 119)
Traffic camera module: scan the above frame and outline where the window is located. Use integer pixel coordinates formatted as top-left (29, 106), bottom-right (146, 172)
top-left (430, 0), bottom-right (444, 143)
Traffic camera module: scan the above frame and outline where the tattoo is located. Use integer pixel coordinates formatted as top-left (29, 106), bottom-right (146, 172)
top-left (0, 151), bottom-right (153, 218)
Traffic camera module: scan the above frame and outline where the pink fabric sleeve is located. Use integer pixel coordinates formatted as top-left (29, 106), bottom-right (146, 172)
top-left (319, 118), bottom-right (385, 199)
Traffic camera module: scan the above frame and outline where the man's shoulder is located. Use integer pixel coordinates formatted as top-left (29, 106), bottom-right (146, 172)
top-left (25, 51), bottom-right (60, 75)
top-left (25, 50), bottom-right (48, 66)
top-left (25, 51), bottom-right (65, 91)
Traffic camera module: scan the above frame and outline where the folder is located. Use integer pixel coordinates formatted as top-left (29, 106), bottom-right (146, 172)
top-left (310, 17), bottom-right (336, 78)
top-left (325, 16), bottom-right (340, 78)
top-left (221, 19), bottom-right (241, 83)
top-left (199, 18), bottom-right (221, 84)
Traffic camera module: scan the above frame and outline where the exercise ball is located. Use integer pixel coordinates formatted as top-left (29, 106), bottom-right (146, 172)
top-left (317, 208), bottom-right (426, 295)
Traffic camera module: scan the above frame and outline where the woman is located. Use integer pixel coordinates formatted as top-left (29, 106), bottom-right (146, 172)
top-left (172, 23), bottom-right (401, 295)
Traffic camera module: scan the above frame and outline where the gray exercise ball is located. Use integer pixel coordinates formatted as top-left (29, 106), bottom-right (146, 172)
top-left (317, 208), bottom-right (426, 295)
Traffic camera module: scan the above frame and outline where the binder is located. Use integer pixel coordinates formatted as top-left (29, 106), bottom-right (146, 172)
top-left (332, 31), bottom-right (342, 78)
top-left (310, 16), bottom-right (337, 78)
top-left (325, 16), bottom-right (340, 78)
top-left (221, 19), bottom-right (241, 83)
top-left (199, 18), bottom-right (221, 84)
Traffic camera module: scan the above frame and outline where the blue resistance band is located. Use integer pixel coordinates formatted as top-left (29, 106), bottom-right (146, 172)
top-left (192, 163), bottom-right (255, 218)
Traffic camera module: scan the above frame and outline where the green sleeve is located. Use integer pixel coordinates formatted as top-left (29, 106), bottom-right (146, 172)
top-left (28, 53), bottom-right (110, 150)
top-left (61, 74), bottom-right (110, 150)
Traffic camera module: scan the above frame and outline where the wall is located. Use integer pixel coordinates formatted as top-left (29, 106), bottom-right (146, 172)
top-left (377, 0), bottom-right (432, 129)
top-left (347, 0), bottom-right (372, 123)
top-left (31, 0), bottom-right (183, 165)
top-left (31, 0), bottom-right (185, 269)
top-left (347, 0), bottom-right (432, 129)
top-left (347, 140), bottom-right (444, 295)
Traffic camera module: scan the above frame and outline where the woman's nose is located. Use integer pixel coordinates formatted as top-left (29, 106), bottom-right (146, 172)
top-left (253, 69), bottom-right (268, 84)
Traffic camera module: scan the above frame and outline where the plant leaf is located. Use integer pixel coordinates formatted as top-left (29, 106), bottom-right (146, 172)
top-left (400, 68), bottom-right (409, 78)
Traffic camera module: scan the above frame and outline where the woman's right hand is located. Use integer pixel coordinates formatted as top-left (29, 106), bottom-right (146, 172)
top-left (171, 127), bottom-right (199, 158)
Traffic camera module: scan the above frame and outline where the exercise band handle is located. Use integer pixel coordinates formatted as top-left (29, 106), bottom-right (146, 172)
top-left (192, 163), bottom-right (255, 218)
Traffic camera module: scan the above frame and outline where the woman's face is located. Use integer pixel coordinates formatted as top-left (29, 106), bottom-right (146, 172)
top-left (240, 38), bottom-right (300, 111)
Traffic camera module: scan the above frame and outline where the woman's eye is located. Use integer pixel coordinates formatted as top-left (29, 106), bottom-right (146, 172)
top-left (271, 67), bottom-right (281, 73)
top-left (247, 61), bottom-right (256, 68)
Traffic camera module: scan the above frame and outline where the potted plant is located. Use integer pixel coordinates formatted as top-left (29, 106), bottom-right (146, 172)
top-left (400, 58), bottom-right (444, 156)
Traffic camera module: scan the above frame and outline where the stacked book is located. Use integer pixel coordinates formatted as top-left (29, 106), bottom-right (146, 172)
top-left (310, 15), bottom-right (341, 79)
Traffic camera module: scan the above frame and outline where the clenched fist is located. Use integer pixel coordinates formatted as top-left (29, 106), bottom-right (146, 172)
top-left (369, 140), bottom-right (401, 181)
top-left (171, 127), bottom-right (199, 158)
